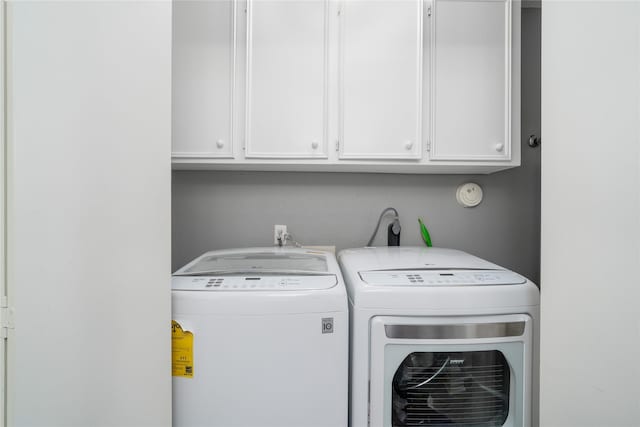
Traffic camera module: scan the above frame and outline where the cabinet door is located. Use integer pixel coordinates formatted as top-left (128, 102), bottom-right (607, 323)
top-left (173, 0), bottom-right (235, 158)
top-left (246, 0), bottom-right (328, 158)
top-left (430, 0), bottom-right (511, 161)
top-left (339, 0), bottom-right (423, 160)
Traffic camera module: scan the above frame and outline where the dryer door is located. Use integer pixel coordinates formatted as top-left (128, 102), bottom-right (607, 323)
top-left (369, 314), bottom-right (533, 427)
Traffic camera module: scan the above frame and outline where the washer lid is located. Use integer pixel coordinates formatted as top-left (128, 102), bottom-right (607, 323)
top-left (172, 248), bottom-right (340, 292)
top-left (175, 248), bottom-right (329, 276)
top-left (359, 270), bottom-right (526, 286)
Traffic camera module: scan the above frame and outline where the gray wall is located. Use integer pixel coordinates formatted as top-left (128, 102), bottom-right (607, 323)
top-left (172, 9), bottom-right (541, 283)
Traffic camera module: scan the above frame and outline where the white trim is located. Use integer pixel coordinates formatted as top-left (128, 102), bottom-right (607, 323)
top-left (245, 0), bottom-right (330, 160)
top-left (424, 0), bottom-right (432, 158)
top-left (171, 158), bottom-right (518, 175)
top-left (416, 0), bottom-right (425, 161)
top-left (171, 152), bottom-right (235, 160)
top-left (337, 0), bottom-right (344, 159)
top-left (244, 0), bottom-right (253, 157)
top-left (229, 0), bottom-right (237, 159)
top-left (322, 0), bottom-right (329, 158)
top-left (505, 0), bottom-right (512, 160)
top-left (0, 0), bottom-right (5, 296)
top-left (0, 1), bottom-right (6, 424)
top-left (429, 0), bottom-right (436, 160)
top-left (338, 153), bottom-right (423, 160)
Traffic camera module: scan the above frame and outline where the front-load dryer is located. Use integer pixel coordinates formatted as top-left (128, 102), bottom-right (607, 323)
top-left (172, 247), bottom-right (348, 427)
top-left (338, 247), bottom-right (540, 427)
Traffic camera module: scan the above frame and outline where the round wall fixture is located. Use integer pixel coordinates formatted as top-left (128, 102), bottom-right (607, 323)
top-left (456, 182), bottom-right (483, 208)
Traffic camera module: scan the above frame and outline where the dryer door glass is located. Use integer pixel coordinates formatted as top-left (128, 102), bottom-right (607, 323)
top-left (392, 350), bottom-right (509, 426)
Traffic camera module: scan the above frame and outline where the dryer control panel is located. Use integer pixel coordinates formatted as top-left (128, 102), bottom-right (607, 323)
top-left (172, 274), bottom-right (338, 291)
top-left (359, 270), bottom-right (526, 286)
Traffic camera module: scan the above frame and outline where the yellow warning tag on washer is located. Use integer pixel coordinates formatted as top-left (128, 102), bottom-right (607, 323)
top-left (172, 320), bottom-right (193, 378)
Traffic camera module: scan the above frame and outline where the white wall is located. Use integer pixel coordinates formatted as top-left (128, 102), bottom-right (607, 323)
top-left (541, 1), bottom-right (640, 425)
top-left (6, 2), bottom-right (172, 425)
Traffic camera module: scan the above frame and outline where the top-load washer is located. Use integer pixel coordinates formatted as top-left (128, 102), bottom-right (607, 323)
top-left (172, 247), bottom-right (348, 427)
top-left (338, 247), bottom-right (540, 427)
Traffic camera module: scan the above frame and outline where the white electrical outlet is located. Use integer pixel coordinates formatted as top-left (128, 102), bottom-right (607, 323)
top-left (274, 225), bottom-right (287, 245)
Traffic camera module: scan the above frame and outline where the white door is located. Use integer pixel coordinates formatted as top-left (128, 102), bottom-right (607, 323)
top-left (173, 0), bottom-right (235, 159)
top-left (5, 2), bottom-right (171, 425)
top-left (339, 0), bottom-right (423, 160)
top-left (540, 2), bottom-right (640, 426)
top-left (430, 0), bottom-right (513, 161)
top-left (0, 2), bottom-right (6, 425)
top-left (245, 0), bottom-right (329, 158)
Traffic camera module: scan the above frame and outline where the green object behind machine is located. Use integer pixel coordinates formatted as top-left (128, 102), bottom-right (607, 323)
top-left (418, 218), bottom-right (432, 247)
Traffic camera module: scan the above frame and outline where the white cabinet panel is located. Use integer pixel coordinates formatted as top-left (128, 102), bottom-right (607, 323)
top-left (430, 0), bottom-right (511, 161)
top-left (173, 0), bottom-right (235, 158)
top-left (340, 0), bottom-right (423, 159)
top-left (246, 0), bottom-right (328, 158)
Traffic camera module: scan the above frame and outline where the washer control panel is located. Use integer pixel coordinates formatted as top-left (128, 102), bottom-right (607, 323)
top-left (359, 270), bottom-right (526, 286)
top-left (172, 274), bottom-right (337, 291)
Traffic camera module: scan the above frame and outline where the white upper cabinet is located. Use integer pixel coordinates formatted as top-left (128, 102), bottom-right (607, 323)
top-left (430, 0), bottom-right (512, 161)
top-left (171, 0), bottom-right (521, 173)
top-left (173, 0), bottom-right (235, 158)
top-left (245, 0), bottom-right (329, 158)
top-left (339, 0), bottom-right (423, 159)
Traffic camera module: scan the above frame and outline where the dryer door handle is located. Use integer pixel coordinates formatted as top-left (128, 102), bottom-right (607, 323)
top-left (384, 322), bottom-right (526, 339)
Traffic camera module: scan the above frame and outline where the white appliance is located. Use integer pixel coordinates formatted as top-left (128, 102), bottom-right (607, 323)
top-left (172, 248), bottom-right (348, 427)
top-left (338, 247), bottom-right (540, 427)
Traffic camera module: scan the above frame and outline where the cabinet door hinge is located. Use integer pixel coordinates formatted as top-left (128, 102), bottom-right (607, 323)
top-left (1, 297), bottom-right (14, 339)
top-left (335, 140), bottom-right (340, 152)
top-left (426, 140), bottom-right (431, 152)
top-left (427, 6), bottom-right (432, 17)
